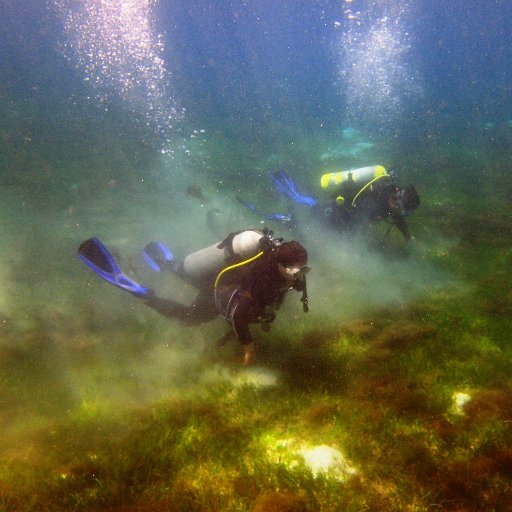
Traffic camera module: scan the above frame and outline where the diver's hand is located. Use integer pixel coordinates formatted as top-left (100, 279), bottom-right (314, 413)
top-left (243, 342), bottom-right (256, 366)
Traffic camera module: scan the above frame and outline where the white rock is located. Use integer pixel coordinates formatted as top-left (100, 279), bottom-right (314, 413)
top-left (299, 444), bottom-right (357, 481)
top-left (452, 392), bottom-right (472, 415)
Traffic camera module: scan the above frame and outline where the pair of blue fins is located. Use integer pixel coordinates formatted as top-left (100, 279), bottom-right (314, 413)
top-left (237, 170), bottom-right (317, 228)
top-left (79, 172), bottom-right (310, 289)
top-left (78, 238), bottom-right (175, 297)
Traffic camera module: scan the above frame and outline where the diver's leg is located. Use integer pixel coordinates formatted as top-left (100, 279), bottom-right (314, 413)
top-left (141, 288), bottom-right (218, 325)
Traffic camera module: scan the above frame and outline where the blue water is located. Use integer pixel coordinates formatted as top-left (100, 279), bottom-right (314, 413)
top-left (2, 0), bottom-right (511, 153)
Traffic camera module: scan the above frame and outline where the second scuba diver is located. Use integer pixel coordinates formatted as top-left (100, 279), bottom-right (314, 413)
top-left (240, 165), bottom-right (420, 243)
top-left (315, 165), bottom-right (420, 241)
top-left (78, 229), bottom-right (309, 365)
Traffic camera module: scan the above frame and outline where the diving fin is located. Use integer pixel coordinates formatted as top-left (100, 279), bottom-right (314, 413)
top-left (270, 171), bottom-right (318, 207)
top-left (142, 241), bottom-right (174, 272)
top-left (237, 197), bottom-right (296, 229)
top-left (78, 238), bottom-right (150, 296)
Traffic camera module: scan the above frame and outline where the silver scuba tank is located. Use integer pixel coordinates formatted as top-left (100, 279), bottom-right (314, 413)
top-left (182, 229), bottom-right (264, 282)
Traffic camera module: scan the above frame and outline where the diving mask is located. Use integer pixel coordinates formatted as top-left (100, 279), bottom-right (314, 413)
top-left (278, 263), bottom-right (311, 282)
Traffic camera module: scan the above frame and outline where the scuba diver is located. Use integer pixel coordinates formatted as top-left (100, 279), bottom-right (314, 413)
top-left (78, 229), bottom-right (309, 365)
top-left (239, 165), bottom-right (420, 242)
top-left (315, 165), bottom-right (420, 241)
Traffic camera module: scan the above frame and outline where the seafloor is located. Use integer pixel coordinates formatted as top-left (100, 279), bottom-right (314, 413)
top-left (1, 119), bottom-right (512, 511)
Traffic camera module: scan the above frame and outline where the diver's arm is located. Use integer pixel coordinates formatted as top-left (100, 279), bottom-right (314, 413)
top-left (393, 214), bottom-right (411, 241)
top-left (231, 303), bottom-right (256, 365)
top-left (273, 290), bottom-right (287, 311)
top-left (229, 294), bottom-right (259, 365)
top-left (231, 298), bottom-right (254, 346)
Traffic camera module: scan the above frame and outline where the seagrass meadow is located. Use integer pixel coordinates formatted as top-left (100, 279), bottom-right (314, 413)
top-left (1, 141), bottom-right (512, 511)
top-left (2, 1), bottom-right (512, 510)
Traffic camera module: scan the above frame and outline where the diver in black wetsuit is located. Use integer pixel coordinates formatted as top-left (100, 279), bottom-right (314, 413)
top-left (317, 175), bottom-right (420, 241)
top-left (78, 230), bottom-right (309, 365)
top-left (240, 167), bottom-right (420, 243)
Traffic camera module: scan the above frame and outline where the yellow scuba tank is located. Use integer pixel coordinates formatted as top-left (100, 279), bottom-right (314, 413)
top-left (320, 165), bottom-right (387, 191)
top-left (182, 230), bottom-right (264, 282)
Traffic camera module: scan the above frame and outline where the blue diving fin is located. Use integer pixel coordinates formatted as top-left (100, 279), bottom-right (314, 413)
top-left (142, 241), bottom-right (174, 272)
top-left (270, 171), bottom-right (318, 207)
top-left (78, 238), bottom-right (150, 296)
top-left (236, 197), bottom-right (296, 229)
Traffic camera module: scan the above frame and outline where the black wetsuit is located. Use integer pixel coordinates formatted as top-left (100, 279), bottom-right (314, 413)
top-left (141, 253), bottom-right (304, 346)
top-left (317, 177), bottom-right (411, 240)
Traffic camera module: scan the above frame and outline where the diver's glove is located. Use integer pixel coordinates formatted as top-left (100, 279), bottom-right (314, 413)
top-left (243, 342), bottom-right (257, 366)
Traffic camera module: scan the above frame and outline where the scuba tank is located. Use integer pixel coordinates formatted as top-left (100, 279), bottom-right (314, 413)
top-left (182, 229), bottom-right (265, 282)
top-left (320, 165), bottom-right (387, 191)
top-left (320, 165), bottom-right (388, 206)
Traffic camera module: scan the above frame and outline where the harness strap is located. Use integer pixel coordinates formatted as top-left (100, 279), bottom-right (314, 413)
top-left (351, 173), bottom-right (389, 206)
top-left (216, 230), bottom-right (244, 259)
top-left (214, 251), bottom-right (264, 288)
top-left (219, 288), bottom-right (240, 325)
